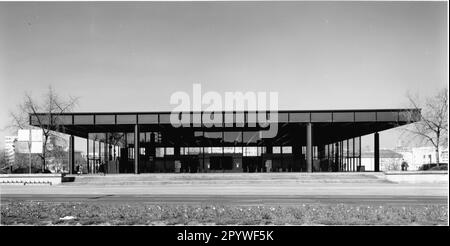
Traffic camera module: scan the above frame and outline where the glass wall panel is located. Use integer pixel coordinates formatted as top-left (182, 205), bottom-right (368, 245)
top-left (211, 147), bottom-right (223, 154)
top-left (273, 146), bottom-right (281, 154)
top-left (224, 131), bottom-right (242, 144)
top-left (105, 132), bottom-right (128, 173)
top-left (145, 132), bottom-right (151, 142)
top-left (354, 137), bottom-right (361, 156)
top-left (188, 147), bottom-right (201, 154)
top-left (349, 138), bottom-right (354, 156)
top-left (166, 147), bottom-right (174, 155)
top-left (282, 146), bottom-right (292, 154)
top-left (204, 132), bottom-right (222, 139)
top-left (313, 146), bottom-right (318, 160)
top-left (243, 131), bottom-right (260, 144)
top-left (126, 133), bottom-right (134, 145)
top-left (258, 147), bottom-right (266, 155)
top-left (223, 147), bottom-right (235, 153)
top-left (235, 113), bottom-right (245, 127)
top-left (342, 139), bottom-right (348, 158)
top-left (155, 147), bottom-right (165, 157)
top-left (243, 147), bottom-right (258, 156)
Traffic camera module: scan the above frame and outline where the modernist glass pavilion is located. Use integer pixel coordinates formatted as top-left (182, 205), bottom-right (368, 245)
top-left (30, 109), bottom-right (420, 174)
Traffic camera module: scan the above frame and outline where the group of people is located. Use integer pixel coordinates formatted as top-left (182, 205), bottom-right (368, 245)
top-left (74, 161), bottom-right (107, 175)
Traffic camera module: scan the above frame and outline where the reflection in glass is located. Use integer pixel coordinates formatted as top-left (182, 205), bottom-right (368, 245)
top-left (243, 131), bottom-right (260, 144)
top-left (282, 146), bottom-right (292, 154)
top-left (166, 147), bottom-right (174, 155)
top-left (204, 132), bottom-right (222, 139)
top-left (211, 147), bottom-right (223, 154)
top-left (273, 146), bottom-right (281, 154)
top-left (188, 147), bottom-right (201, 154)
top-left (155, 148), bottom-right (165, 157)
top-left (243, 147), bottom-right (258, 156)
top-left (223, 147), bottom-right (234, 153)
top-left (224, 132), bottom-right (242, 143)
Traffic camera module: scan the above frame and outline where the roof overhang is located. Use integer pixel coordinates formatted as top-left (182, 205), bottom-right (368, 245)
top-left (29, 108), bottom-right (421, 145)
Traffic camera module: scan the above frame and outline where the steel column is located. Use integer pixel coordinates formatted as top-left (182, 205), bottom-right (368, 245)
top-left (69, 135), bottom-right (75, 174)
top-left (87, 136), bottom-right (90, 174)
top-left (374, 132), bottom-right (380, 172)
top-left (134, 124), bottom-right (139, 174)
top-left (306, 123), bottom-right (313, 173)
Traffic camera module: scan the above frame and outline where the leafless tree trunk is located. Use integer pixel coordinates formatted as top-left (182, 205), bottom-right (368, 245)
top-left (9, 86), bottom-right (78, 172)
top-left (405, 88), bottom-right (448, 166)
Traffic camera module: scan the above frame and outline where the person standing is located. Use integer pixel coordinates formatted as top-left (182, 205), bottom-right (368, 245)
top-left (401, 159), bottom-right (409, 171)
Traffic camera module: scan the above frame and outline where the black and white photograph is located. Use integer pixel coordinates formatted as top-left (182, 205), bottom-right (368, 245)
top-left (0, 0), bottom-right (448, 235)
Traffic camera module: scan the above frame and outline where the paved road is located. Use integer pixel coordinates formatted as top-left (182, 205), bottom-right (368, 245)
top-left (1, 194), bottom-right (447, 206)
top-left (1, 183), bottom-right (447, 195)
top-left (1, 181), bottom-right (447, 206)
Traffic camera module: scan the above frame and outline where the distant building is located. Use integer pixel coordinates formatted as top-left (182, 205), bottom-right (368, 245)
top-left (361, 149), bottom-right (403, 171)
top-left (3, 129), bottom-right (86, 173)
top-left (395, 146), bottom-right (448, 171)
top-left (4, 136), bottom-right (17, 167)
top-left (45, 151), bottom-right (85, 173)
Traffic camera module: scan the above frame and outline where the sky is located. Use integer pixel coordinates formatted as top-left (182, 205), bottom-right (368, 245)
top-left (0, 1), bottom-right (448, 151)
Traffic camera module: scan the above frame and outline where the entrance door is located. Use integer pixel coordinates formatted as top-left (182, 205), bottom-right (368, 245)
top-left (209, 156), bottom-right (233, 171)
top-left (181, 156), bottom-right (200, 173)
top-left (243, 157), bottom-right (263, 172)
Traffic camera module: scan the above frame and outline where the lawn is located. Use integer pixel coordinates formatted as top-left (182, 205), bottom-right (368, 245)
top-left (0, 201), bottom-right (447, 225)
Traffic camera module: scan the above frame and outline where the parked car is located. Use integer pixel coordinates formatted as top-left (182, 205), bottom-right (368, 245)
top-left (0, 166), bottom-right (10, 174)
top-left (419, 163), bottom-right (448, 171)
top-left (12, 167), bottom-right (52, 173)
top-left (429, 164), bottom-right (448, 170)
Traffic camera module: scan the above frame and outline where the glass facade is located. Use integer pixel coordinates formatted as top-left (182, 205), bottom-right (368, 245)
top-left (80, 123), bottom-right (364, 174)
top-left (81, 127), bottom-right (328, 173)
top-left (31, 110), bottom-right (415, 174)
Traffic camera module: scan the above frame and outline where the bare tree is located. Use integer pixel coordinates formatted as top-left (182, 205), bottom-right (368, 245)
top-left (405, 88), bottom-right (448, 166)
top-left (0, 149), bottom-right (7, 171)
top-left (9, 86), bottom-right (78, 171)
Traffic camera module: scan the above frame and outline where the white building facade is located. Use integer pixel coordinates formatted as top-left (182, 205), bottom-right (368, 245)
top-left (395, 146), bottom-right (448, 171)
top-left (4, 136), bottom-right (17, 166)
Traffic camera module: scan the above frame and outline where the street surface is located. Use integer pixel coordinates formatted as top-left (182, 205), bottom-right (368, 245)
top-left (1, 181), bottom-right (447, 206)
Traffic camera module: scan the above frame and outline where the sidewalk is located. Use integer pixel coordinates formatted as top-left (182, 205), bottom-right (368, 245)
top-left (1, 181), bottom-right (447, 197)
